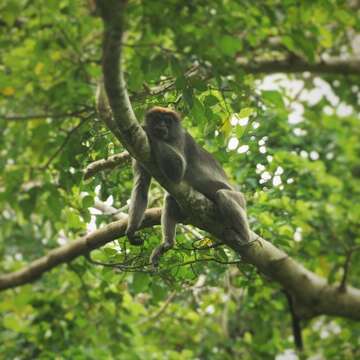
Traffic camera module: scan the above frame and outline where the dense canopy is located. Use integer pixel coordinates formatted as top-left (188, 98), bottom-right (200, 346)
top-left (0, 0), bottom-right (359, 358)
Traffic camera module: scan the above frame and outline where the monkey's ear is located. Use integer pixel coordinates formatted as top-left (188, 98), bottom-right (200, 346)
top-left (170, 111), bottom-right (182, 122)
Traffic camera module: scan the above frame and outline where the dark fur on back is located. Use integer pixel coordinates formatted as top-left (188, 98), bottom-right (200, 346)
top-left (145, 106), bottom-right (231, 198)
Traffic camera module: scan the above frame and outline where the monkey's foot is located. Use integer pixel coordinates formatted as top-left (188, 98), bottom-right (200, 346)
top-left (127, 234), bottom-right (144, 246)
top-left (149, 247), bottom-right (162, 269)
top-left (225, 229), bottom-right (250, 247)
top-left (231, 216), bottom-right (251, 243)
top-left (150, 242), bottom-right (172, 269)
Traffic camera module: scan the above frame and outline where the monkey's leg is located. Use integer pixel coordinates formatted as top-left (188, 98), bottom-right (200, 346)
top-left (126, 160), bottom-right (151, 245)
top-left (215, 189), bottom-right (251, 243)
top-left (150, 194), bottom-right (182, 268)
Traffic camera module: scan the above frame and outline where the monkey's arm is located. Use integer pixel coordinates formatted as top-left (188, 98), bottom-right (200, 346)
top-left (155, 141), bottom-right (186, 183)
top-left (126, 160), bottom-right (151, 245)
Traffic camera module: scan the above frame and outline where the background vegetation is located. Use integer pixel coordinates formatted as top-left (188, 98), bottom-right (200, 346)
top-left (0, 0), bottom-right (359, 358)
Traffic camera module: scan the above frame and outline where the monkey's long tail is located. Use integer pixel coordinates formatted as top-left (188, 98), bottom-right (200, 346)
top-left (284, 291), bottom-right (303, 351)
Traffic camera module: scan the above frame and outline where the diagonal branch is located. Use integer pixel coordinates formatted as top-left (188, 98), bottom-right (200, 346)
top-left (93, 0), bottom-right (360, 322)
top-left (96, 0), bottom-right (150, 161)
top-left (0, 216), bottom-right (359, 320)
top-left (0, 208), bottom-right (161, 291)
top-left (83, 150), bottom-right (130, 179)
top-left (42, 115), bottom-right (91, 169)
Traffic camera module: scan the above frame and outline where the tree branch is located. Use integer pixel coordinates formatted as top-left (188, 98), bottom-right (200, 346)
top-left (1, 108), bottom-right (90, 121)
top-left (42, 115), bottom-right (91, 169)
top-left (1, 216), bottom-right (360, 320)
top-left (83, 150), bottom-right (130, 179)
top-left (138, 290), bottom-right (177, 324)
top-left (93, 198), bottom-right (128, 220)
top-left (237, 56), bottom-right (360, 75)
top-left (0, 208), bottom-right (161, 291)
top-left (92, 0), bottom-right (360, 321)
top-left (96, 0), bottom-right (150, 161)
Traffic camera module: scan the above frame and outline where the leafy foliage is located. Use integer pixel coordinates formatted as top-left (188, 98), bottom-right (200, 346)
top-left (0, 0), bottom-right (359, 358)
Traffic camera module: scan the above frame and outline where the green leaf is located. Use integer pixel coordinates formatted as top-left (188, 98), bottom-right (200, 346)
top-left (215, 248), bottom-right (228, 262)
top-left (151, 282), bottom-right (167, 302)
top-left (293, 32), bottom-right (316, 62)
top-left (66, 209), bottom-right (84, 230)
top-left (170, 57), bottom-right (183, 77)
top-left (220, 117), bottom-right (232, 136)
top-left (103, 247), bottom-right (118, 257)
top-left (204, 95), bottom-right (219, 107)
top-left (82, 195), bottom-right (94, 208)
top-left (3, 314), bottom-right (25, 332)
top-left (278, 225), bottom-right (293, 238)
top-left (282, 36), bottom-right (296, 52)
top-left (132, 273), bottom-right (150, 294)
top-left (319, 27), bottom-right (332, 48)
top-left (190, 97), bottom-right (206, 122)
top-left (175, 75), bottom-right (186, 90)
top-left (238, 107), bottom-right (254, 118)
top-left (219, 35), bottom-right (242, 56)
top-left (183, 87), bottom-right (194, 108)
top-left (262, 90), bottom-right (285, 108)
top-left (127, 68), bottom-right (144, 92)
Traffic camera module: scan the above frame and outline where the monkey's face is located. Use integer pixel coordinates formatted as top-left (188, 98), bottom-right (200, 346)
top-left (150, 117), bottom-right (169, 139)
top-left (145, 112), bottom-right (181, 142)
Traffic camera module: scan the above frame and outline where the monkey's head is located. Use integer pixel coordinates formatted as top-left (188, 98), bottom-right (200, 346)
top-left (145, 107), bottom-right (182, 142)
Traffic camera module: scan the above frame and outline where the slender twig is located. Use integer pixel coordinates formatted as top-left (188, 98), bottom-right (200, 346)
top-left (2, 109), bottom-right (90, 121)
top-left (339, 245), bottom-right (360, 292)
top-left (167, 257), bottom-right (241, 270)
top-left (92, 199), bottom-right (128, 220)
top-left (83, 151), bottom-right (131, 179)
top-left (85, 252), bottom-right (148, 271)
top-left (122, 42), bottom-right (180, 55)
top-left (42, 114), bottom-right (92, 169)
top-left (67, 263), bottom-right (92, 307)
top-left (138, 290), bottom-right (177, 325)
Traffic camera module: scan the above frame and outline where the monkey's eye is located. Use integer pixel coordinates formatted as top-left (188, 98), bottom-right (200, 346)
top-left (165, 115), bottom-right (174, 124)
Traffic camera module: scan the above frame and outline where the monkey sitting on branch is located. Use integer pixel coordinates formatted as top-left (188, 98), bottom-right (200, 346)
top-left (125, 107), bottom-right (250, 267)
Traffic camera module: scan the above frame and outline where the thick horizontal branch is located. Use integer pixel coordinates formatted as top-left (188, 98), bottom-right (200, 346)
top-left (1, 210), bottom-right (359, 320)
top-left (83, 151), bottom-right (130, 179)
top-left (0, 208), bottom-right (161, 291)
top-left (129, 56), bottom-right (360, 103)
top-left (238, 57), bottom-right (360, 75)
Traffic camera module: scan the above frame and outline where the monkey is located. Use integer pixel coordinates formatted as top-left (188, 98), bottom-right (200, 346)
top-left (125, 106), bottom-right (250, 267)
top-left (284, 291), bottom-right (303, 350)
